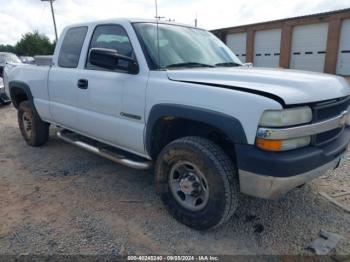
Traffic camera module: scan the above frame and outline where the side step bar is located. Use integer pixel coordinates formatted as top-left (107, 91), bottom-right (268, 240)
top-left (57, 129), bottom-right (152, 170)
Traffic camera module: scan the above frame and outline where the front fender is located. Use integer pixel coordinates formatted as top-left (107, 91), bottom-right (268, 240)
top-left (145, 103), bottom-right (247, 155)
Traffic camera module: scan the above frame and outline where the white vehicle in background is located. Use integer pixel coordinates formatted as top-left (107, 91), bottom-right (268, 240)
top-left (0, 77), bottom-right (11, 105)
top-left (0, 52), bottom-right (21, 78)
top-left (4, 19), bottom-right (350, 230)
top-left (33, 55), bottom-right (53, 66)
top-left (0, 52), bottom-right (21, 105)
top-left (20, 56), bottom-right (35, 64)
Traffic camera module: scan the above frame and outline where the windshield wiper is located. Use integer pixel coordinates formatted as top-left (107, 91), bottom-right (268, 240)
top-left (215, 62), bottom-right (242, 67)
top-left (165, 62), bottom-right (214, 69)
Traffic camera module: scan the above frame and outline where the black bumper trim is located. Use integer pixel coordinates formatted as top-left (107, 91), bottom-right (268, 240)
top-left (0, 93), bottom-right (11, 105)
top-left (236, 127), bottom-right (350, 177)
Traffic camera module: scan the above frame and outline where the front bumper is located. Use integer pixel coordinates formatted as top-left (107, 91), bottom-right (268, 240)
top-left (237, 127), bottom-right (350, 199)
top-left (239, 156), bottom-right (342, 199)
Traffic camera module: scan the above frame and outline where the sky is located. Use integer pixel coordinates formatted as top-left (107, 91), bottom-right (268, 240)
top-left (0, 0), bottom-right (349, 45)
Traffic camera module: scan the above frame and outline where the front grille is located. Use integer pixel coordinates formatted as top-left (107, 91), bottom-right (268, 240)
top-left (314, 127), bottom-right (343, 146)
top-left (313, 96), bottom-right (350, 121)
top-left (312, 96), bottom-right (350, 146)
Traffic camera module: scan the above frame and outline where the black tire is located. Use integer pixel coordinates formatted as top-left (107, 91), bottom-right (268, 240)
top-left (18, 101), bottom-right (49, 146)
top-left (155, 136), bottom-right (239, 230)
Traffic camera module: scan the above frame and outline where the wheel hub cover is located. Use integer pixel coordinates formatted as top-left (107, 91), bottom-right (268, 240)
top-left (179, 174), bottom-right (201, 195)
top-left (179, 179), bottom-right (194, 194)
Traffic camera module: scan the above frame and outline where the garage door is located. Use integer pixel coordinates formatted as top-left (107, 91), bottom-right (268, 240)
top-left (226, 32), bottom-right (246, 62)
top-left (336, 19), bottom-right (350, 76)
top-left (290, 23), bottom-right (328, 72)
top-left (254, 29), bottom-right (281, 67)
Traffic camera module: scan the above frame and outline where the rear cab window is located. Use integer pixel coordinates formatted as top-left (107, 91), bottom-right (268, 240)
top-left (58, 26), bottom-right (88, 68)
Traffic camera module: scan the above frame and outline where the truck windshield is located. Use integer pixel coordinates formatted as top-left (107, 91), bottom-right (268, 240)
top-left (133, 23), bottom-right (243, 70)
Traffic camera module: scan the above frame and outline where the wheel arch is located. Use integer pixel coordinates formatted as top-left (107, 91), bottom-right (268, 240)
top-left (9, 81), bottom-right (34, 109)
top-left (145, 104), bottom-right (247, 159)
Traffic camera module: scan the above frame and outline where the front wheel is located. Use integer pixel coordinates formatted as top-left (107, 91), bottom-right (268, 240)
top-left (155, 136), bottom-right (239, 230)
top-left (18, 101), bottom-right (50, 146)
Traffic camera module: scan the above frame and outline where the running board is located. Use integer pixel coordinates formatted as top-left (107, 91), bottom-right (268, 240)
top-left (57, 129), bottom-right (152, 170)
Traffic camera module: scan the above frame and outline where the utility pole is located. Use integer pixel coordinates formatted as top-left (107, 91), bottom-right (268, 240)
top-left (41, 0), bottom-right (58, 42)
top-left (154, 0), bottom-right (164, 20)
top-left (195, 13), bottom-right (198, 27)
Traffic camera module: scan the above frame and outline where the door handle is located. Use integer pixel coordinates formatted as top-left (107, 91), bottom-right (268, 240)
top-left (77, 79), bottom-right (88, 89)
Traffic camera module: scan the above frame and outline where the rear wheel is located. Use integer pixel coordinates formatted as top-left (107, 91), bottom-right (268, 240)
top-left (18, 101), bottom-right (49, 146)
top-left (155, 136), bottom-right (239, 230)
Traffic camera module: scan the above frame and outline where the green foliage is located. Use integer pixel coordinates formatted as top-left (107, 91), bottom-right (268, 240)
top-left (15, 31), bottom-right (55, 56)
top-left (0, 31), bottom-right (55, 56)
top-left (0, 44), bottom-right (16, 53)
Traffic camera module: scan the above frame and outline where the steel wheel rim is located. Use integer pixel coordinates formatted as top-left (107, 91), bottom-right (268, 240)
top-left (169, 161), bottom-right (209, 211)
top-left (22, 112), bottom-right (32, 138)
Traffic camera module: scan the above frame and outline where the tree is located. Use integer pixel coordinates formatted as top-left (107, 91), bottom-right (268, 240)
top-left (15, 31), bottom-right (55, 56)
top-left (0, 44), bottom-right (16, 53)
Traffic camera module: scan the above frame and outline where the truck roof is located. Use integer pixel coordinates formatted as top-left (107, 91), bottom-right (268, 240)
top-left (65, 18), bottom-right (202, 30)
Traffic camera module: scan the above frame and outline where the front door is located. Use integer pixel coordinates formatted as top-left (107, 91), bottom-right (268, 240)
top-left (76, 24), bottom-right (147, 156)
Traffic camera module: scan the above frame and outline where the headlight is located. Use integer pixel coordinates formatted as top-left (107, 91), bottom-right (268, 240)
top-left (256, 136), bottom-right (311, 152)
top-left (259, 106), bottom-right (312, 127)
top-left (256, 106), bottom-right (313, 151)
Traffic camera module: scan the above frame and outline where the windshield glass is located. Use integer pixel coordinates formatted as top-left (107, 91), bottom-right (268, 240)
top-left (133, 23), bottom-right (243, 70)
top-left (0, 53), bottom-right (21, 64)
top-left (0, 54), bottom-right (6, 63)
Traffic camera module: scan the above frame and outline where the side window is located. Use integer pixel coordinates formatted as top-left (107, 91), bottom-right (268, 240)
top-left (58, 26), bottom-right (88, 68)
top-left (86, 24), bottom-right (134, 70)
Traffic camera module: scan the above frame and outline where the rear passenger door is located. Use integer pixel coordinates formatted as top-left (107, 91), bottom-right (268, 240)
top-left (48, 26), bottom-right (88, 129)
top-left (75, 24), bottom-right (147, 156)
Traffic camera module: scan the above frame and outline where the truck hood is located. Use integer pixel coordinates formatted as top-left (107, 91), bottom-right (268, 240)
top-left (167, 67), bottom-right (350, 106)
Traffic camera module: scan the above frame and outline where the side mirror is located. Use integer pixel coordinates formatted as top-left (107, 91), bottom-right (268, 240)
top-left (89, 48), bottom-right (139, 74)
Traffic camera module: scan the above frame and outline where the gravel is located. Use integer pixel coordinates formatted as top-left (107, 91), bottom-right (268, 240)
top-left (0, 105), bottom-right (349, 255)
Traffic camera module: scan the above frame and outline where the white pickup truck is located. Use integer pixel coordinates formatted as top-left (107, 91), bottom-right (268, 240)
top-left (4, 19), bottom-right (350, 230)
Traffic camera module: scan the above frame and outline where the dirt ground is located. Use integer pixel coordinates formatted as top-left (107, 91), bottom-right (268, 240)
top-left (0, 105), bottom-right (350, 256)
